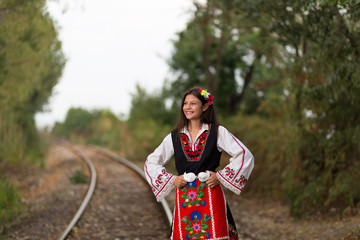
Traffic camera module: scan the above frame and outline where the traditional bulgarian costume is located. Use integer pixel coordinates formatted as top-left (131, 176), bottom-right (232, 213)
top-left (144, 123), bottom-right (254, 240)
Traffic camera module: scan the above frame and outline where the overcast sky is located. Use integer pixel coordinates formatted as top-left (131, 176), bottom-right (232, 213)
top-left (35, 0), bottom-right (196, 127)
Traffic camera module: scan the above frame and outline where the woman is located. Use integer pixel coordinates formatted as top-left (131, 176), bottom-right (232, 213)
top-left (144, 87), bottom-right (254, 240)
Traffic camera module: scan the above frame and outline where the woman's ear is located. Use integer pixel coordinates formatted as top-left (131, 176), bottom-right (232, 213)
top-left (202, 103), bottom-right (209, 112)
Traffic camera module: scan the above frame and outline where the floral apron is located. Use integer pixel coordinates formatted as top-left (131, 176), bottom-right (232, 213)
top-left (171, 179), bottom-right (239, 240)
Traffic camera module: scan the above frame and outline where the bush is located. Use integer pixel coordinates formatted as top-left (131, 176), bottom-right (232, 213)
top-left (0, 113), bottom-right (47, 166)
top-left (223, 111), bottom-right (360, 217)
top-left (69, 170), bottom-right (88, 184)
top-left (0, 180), bottom-right (24, 230)
top-left (125, 119), bottom-right (173, 162)
top-left (223, 113), bottom-right (290, 198)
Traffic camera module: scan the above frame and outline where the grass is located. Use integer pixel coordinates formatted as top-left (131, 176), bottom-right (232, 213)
top-left (0, 180), bottom-right (24, 233)
top-left (69, 169), bottom-right (88, 184)
top-left (352, 224), bottom-right (360, 237)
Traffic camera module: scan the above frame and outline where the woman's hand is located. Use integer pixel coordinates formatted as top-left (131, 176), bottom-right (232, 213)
top-left (206, 171), bottom-right (219, 188)
top-left (173, 175), bottom-right (187, 188)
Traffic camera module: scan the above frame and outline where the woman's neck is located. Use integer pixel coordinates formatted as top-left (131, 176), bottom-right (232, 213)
top-left (187, 120), bottom-right (202, 132)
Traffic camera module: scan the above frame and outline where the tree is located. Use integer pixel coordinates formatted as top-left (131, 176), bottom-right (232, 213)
top-left (0, 0), bottom-right (65, 164)
top-left (168, 0), bottom-right (284, 115)
top-left (247, 0), bottom-right (360, 215)
top-left (167, 0), bottom-right (360, 216)
top-left (128, 84), bottom-right (177, 126)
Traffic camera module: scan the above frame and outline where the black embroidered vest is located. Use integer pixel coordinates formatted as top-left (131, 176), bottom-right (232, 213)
top-left (171, 124), bottom-right (222, 175)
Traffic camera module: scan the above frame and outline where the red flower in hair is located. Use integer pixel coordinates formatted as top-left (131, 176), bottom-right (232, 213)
top-left (198, 88), bottom-right (213, 105)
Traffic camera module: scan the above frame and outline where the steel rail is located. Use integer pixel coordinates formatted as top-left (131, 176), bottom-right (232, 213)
top-left (58, 144), bottom-right (97, 240)
top-left (93, 146), bottom-right (173, 226)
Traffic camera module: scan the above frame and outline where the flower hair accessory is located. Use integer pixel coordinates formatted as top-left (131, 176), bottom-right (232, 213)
top-left (198, 88), bottom-right (214, 105)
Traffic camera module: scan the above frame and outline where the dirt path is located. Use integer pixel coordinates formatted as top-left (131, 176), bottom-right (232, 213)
top-left (3, 143), bottom-right (89, 239)
top-left (225, 192), bottom-right (360, 240)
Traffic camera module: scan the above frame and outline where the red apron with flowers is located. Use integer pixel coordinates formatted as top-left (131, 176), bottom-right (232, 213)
top-left (171, 179), bottom-right (238, 240)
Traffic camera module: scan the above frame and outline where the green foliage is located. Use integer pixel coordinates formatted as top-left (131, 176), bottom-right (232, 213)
top-left (128, 84), bottom-right (177, 126)
top-left (52, 106), bottom-right (174, 163)
top-left (0, 0), bottom-right (65, 165)
top-left (167, 0), bottom-right (284, 115)
top-left (126, 85), bottom-right (176, 160)
top-left (0, 114), bottom-right (25, 164)
top-left (165, 0), bottom-right (360, 217)
top-left (222, 111), bottom-right (291, 198)
top-left (263, 1), bottom-right (360, 215)
top-left (353, 224), bottom-right (360, 237)
top-left (0, 0), bottom-right (65, 113)
top-left (0, 0), bottom-right (62, 232)
top-left (125, 118), bottom-right (172, 161)
top-left (0, 180), bottom-right (24, 228)
top-left (0, 112), bottom-right (48, 165)
top-left (69, 169), bottom-right (88, 184)
top-left (53, 107), bottom-right (125, 151)
top-left (86, 109), bottom-right (125, 151)
top-left (53, 107), bottom-right (95, 139)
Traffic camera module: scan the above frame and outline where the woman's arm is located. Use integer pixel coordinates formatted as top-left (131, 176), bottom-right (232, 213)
top-left (144, 134), bottom-right (176, 202)
top-left (216, 126), bottom-right (255, 194)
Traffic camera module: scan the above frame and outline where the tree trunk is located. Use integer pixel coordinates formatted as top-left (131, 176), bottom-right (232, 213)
top-left (229, 52), bottom-right (261, 114)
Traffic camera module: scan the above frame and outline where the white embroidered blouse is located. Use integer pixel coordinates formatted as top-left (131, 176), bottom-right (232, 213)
top-left (144, 124), bottom-right (254, 202)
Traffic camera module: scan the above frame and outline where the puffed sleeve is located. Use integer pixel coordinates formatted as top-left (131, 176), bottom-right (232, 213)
top-left (144, 133), bottom-right (176, 202)
top-left (216, 126), bottom-right (254, 195)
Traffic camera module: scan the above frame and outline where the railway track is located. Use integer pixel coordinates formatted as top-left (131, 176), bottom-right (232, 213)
top-left (58, 141), bottom-right (171, 239)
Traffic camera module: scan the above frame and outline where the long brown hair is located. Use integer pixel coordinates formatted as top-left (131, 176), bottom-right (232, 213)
top-left (174, 87), bottom-right (219, 137)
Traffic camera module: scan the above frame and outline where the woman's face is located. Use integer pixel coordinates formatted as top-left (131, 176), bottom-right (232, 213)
top-left (183, 94), bottom-right (206, 121)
